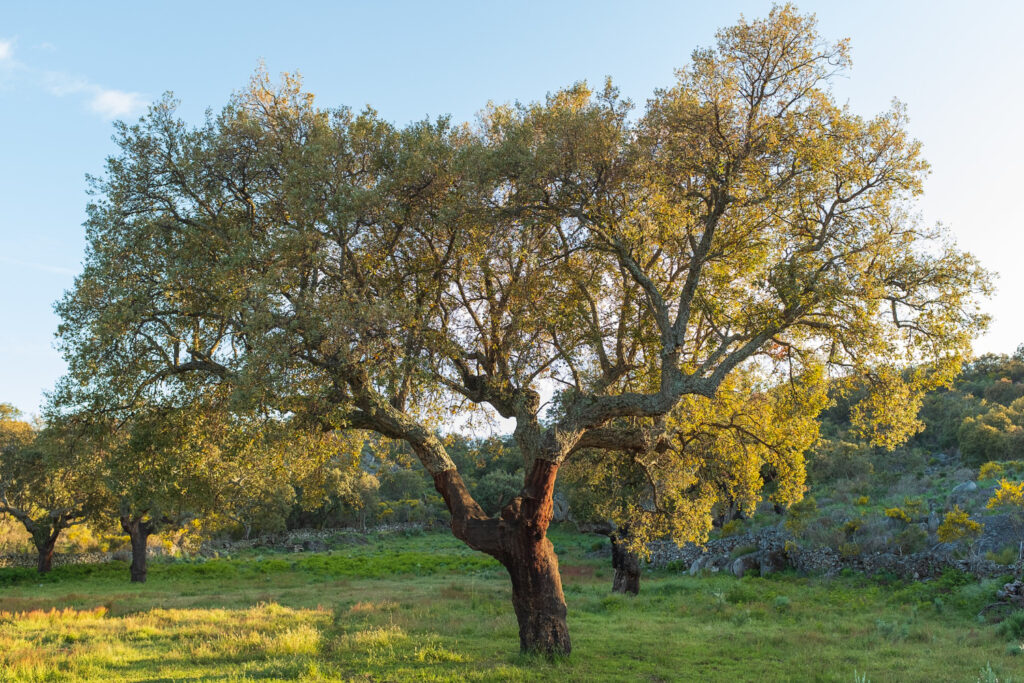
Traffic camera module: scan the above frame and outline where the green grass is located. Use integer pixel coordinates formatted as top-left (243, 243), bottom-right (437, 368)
top-left (1, 527), bottom-right (1021, 681)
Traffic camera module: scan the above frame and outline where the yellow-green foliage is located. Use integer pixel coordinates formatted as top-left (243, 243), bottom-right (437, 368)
top-left (978, 461), bottom-right (1004, 480)
top-left (985, 545), bottom-right (1019, 565)
top-left (564, 366), bottom-right (828, 555)
top-left (937, 506), bottom-right (983, 543)
top-left (62, 524), bottom-right (127, 554)
top-left (902, 498), bottom-right (926, 517)
top-left (784, 496), bottom-right (818, 533)
top-left (720, 520), bottom-right (744, 537)
top-left (959, 397), bottom-right (1024, 465)
top-left (855, 496), bottom-right (870, 506)
top-left (849, 362), bottom-right (964, 451)
top-left (884, 507), bottom-right (912, 524)
top-left (838, 542), bottom-right (861, 559)
top-left (987, 479), bottom-right (1024, 510)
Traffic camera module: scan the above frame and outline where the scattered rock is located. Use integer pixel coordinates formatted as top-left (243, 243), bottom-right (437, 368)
top-left (650, 525), bottom-right (1021, 580)
top-left (731, 553), bottom-right (760, 578)
top-left (552, 491), bottom-right (574, 523)
top-left (758, 548), bottom-right (788, 576)
top-left (976, 514), bottom-right (1024, 554)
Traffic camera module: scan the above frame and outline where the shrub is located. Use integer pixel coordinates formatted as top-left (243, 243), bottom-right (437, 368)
top-left (721, 519), bottom-right (744, 537)
top-left (725, 584), bottom-right (758, 604)
top-left (808, 439), bottom-right (874, 483)
top-left (856, 495), bottom-right (870, 506)
top-left (893, 525), bottom-right (928, 554)
top-left (988, 479), bottom-right (1024, 510)
top-left (838, 542), bottom-right (862, 559)
top-left (902, 497), bottom-right (926, 518)
top-left (937, 506), bottom-right (983, 543)
top-left (729, 544), bottom-right (758, 559)
top-left (998, 610), bottom-right (1024, 640)
top-left (784, 496), bottom-right (818, 533)
top-left (885, 507), bottom-right (912, 524)
top-left (984, 545), bottom-right (1019, 565)
top-left (979, 462), bottom-right (1005, 481)
top-left (875, 618), bottom-right (909, 641)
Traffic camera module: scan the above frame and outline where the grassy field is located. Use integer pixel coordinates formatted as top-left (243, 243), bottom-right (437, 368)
top-left (0, 527), bottom-right (1021, 682)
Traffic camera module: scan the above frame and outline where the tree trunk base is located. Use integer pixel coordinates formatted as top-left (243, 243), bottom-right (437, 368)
top-left (121, 516), bottom-right (151, 583)
top-left (434, 459), bottom-right (572, 655)
top-left (507, 535), bottom-right (572, 655)
top-left (37, 543), bottom-right (55, 574)
top-left (610, 529), bottom-right (640, 595)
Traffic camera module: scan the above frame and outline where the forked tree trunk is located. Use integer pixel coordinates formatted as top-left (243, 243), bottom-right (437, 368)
top-left (433, 458), bottom-right (571, 655)
top-left (120, 516), bottom-right (153, 583)
top-left (610, 527), bottom-right (640, 595)
top-left (30, 526), bottom-right (61, 574)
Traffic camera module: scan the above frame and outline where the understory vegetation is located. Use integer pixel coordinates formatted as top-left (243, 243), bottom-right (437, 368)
top-left (1, 528), bottom-right (1022, 682)
top-left (6, 350), bottom-right (1023, 571)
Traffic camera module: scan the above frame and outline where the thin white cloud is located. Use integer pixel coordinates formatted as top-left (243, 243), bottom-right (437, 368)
top-left (42, 70), bottom-right (89, 96)
top-left (89, 88), bottom-right (147, 119)
top-left (0, 256), bottom-right (77, 276)
top-left (3, 40), bottom-right (147, 120)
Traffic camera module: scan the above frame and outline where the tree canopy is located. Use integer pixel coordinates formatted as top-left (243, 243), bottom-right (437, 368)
top-left (53, 5), bottom-right (990, 654)
top-left (0, 405), bottom-right (101, 572)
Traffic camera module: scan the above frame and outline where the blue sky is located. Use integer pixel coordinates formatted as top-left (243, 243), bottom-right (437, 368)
top-left (2, 1), bottom-right (1022, 416)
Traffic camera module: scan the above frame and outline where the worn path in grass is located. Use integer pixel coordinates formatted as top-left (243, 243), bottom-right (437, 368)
top-left (0, 528), bottom-right (1020, 681)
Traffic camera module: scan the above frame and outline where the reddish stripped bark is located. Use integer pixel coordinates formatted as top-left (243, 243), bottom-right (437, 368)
top-left (36, 538), bottom-right (57, 573)
top-left (433, 459), bottom-right (571, 655)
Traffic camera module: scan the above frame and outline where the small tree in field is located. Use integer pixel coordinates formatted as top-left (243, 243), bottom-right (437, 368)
top-left (88, 395), bottom-right (364, 582)
top-left (0, 405), bottom-right (100, 572)
top-left (55, 7), bottom-right (989, 654)
top-left (94, 403), bottom-right (226, 582)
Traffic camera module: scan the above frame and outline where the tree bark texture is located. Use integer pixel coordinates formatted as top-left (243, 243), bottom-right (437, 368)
top-left (120, 516), bottom-right (153, 583)
top-left (433, 459), bottom-right (571, 655)
top-left (610, 528), bottom-right (640, 595)
top-left (36, 538), bottom-right (56, 574)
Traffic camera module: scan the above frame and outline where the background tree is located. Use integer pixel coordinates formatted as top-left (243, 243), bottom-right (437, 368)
top-left (90, 395), bottom-right (365, 582)
top-left (0, 406), bottom-right (100, 572)
top-left (562, 367), bottom-right (825, 593)
top-left (93, 401), bottom-right (227, 582)
top-left (55, 6), bottom-right (989, 654)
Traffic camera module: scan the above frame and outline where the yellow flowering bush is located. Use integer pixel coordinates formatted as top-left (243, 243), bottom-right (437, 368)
top-left (987, 479), bottom-right (1024, 510)
top-left (937, 505), bottom-right (983, 543)
top-left (884, 507), bottom-right (911, 524)
top-left (978, 461), bottom-right (1005, 481)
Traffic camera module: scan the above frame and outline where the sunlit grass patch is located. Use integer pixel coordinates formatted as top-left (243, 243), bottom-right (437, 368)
top-left (0, 530), bottom-right (1022, 681)
top-left (349, 599), bottom-right (398, 613)
top-left (343, 624), bottom-right (408, 651)
top-left (414, 641), bottom-right (468, 663)
top-left (266, 624), bottom-right (322, 656)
